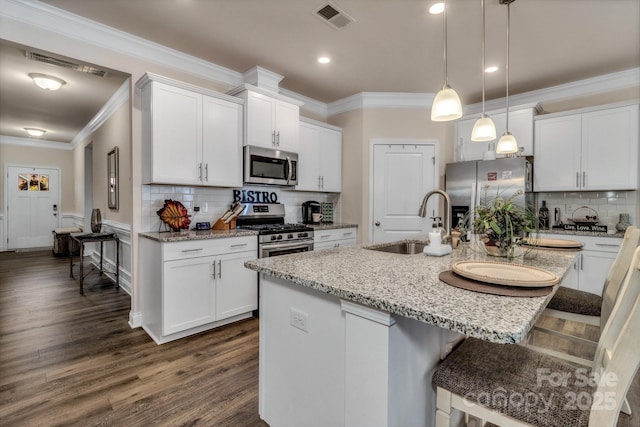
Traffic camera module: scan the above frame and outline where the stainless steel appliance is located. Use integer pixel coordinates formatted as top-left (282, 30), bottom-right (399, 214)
top-left (301, 200), bottom-right (321, 224)
top-left (236, 203), bottom-right (313, 258)
top-left (445, 157), bottom-right (534, 232)
top-left (244, 145), bottom-right (298, 186)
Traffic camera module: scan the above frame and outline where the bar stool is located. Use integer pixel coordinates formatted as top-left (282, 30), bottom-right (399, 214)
top-left (432, 247), bottom-right (640, 427)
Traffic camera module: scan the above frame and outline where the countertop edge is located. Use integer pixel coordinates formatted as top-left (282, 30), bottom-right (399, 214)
top-left (140, 229), bottom-right (258, 242)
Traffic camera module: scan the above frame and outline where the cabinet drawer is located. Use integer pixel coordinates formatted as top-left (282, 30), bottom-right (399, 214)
top-left (314, 228), bottom-right (357, 243)
top-left (163, 236), bottom-right (257, 261)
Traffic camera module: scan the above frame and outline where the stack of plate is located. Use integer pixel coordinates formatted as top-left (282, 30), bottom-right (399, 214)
top-left (521, 237), bottom-right (582, 250)
top-left (439, 260), bottom-right (560, 297)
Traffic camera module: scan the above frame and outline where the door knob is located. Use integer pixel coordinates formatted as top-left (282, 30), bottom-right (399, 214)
top-left (375, 221), bottom-right (380, 226)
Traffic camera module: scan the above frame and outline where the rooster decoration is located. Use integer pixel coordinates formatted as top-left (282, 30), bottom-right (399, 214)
top-left (157, 199), bottom-right (191, 231)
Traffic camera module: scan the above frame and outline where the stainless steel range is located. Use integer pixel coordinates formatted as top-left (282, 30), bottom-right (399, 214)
top-left (236, 203), bottom-right (314, 258)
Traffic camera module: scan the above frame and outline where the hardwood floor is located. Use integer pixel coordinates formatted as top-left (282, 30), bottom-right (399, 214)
top-left (0, 250), bottom-right (268, 427)
top-left (1, 250), bottom-right (638, 426)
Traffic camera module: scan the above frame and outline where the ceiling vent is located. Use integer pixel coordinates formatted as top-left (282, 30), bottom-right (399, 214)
top-left (25, 51), bottom-right (108, 77)
top-left (314, 2), bottom-right (355, 30)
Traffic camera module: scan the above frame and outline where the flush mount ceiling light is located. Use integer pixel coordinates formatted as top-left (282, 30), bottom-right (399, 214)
top-left (431, 0), bottom-right (462, 122)
top-left (485, 65), bottom-right (499, 73)
top-left (318, 56), bottom-right (331, 64)
top-left (428, 2), bottom-right (444, 14)
top-left (28, 73), bottom-right (66, 91)
top-left (471, 0), bottom-right (497, 142)
top-left (495, 0), bottom-right (519, 155)
top-left (25, 128), bottom-right (46, 137)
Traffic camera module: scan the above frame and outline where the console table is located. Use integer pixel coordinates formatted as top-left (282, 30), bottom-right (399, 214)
top-left (69, 232), bottom-right (119, 295)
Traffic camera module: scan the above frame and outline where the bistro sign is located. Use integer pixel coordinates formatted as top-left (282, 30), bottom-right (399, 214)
top-left (233, 189), bottom-right (278, 204)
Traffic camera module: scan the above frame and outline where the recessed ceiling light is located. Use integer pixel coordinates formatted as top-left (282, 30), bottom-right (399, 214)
top-left (429, 2), bottom-right (444, 14)
top-left (485, 66), bottom-right (499, 73)
top-left (28, 73), bottom-right (66, 91)
top-left (318, 56), bottom-right (331, 64)
top-left (25, 128), bottom-right (47, 137)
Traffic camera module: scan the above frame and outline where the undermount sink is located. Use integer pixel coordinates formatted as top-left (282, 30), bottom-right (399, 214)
top-left (365, 241), bottom-right (427, 255)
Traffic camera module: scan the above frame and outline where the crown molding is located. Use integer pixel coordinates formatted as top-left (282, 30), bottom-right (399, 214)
top-left (70, 79), bottom-right (130, 147)
top-left (0, 0), bottom-right (243, 87)
top-left (0, 135), bottom-right (72, 150)
top-left (463, 68), bottom-right (640, 116)
top-left (328, 92), bottom-right (435, 116)
top-left (279, 88), bottom-right (328, 118)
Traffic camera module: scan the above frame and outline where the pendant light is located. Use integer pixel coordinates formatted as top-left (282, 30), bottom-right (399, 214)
top-left (495, 0), bottom-right (519, 155)
top-left (431, 0), bottom-right (462, 121)
top-left (471, 0), bottom-right (496, 142)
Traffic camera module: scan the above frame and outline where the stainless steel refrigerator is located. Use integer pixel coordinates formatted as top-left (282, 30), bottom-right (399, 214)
top-left (445, 157), bottom-right (534, 231)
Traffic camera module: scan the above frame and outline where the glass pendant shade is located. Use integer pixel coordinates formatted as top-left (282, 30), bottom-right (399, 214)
top-left (496, 131), bottom-right (518, 154)
top-left (431, 85), bottom-right (462, 121)
top-left (471, 114), bottom-right (497, 141)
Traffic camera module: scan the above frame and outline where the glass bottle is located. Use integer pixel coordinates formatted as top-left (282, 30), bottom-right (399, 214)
top-left (538, 201), bottom-right (549, 229)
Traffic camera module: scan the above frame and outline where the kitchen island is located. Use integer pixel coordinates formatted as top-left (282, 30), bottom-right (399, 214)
top-left (245, 242), bottom-right (577, 427)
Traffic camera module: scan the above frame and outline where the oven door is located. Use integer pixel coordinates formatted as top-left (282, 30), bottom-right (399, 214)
top-left (244, 145), bottom-right (298, 186)
top-left (260, 240), bottom-right (313, 258)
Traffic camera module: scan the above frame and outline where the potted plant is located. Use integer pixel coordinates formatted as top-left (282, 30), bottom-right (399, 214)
top-left (465, 186), bottom-right (538, 260)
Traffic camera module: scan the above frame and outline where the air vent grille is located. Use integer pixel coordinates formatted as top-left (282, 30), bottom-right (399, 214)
top-left (25, 51), bottom-right (108, 77)
top-left (314, 2), bottom-right (354, 30)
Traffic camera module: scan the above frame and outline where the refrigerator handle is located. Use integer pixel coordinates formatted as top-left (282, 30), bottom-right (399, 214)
top-left (525, 161), bottom-right (533, 192)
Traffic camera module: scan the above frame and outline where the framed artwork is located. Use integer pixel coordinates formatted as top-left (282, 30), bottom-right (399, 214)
top-left (107, 147), bottom-right (119, 210)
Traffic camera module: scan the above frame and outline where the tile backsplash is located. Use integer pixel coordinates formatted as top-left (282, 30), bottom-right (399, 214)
top-left (142, 184), bottom-right (341, 232)
top-left (537, 190), bottom-right (637, 228)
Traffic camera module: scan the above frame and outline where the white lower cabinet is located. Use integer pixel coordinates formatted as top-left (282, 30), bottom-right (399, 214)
top-left (314, 227), bottom-right (357, 251)
top-left (539, 233), bottom-right (621, 295)
top-left (140, 235), bottom-right (258, 344)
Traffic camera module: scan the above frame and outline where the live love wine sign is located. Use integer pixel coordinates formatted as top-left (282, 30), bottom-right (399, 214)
top-left (232, 189), bottom-right (278, 204)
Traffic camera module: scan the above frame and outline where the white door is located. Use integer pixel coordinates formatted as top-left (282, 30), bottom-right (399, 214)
top-left (7, 166), bottom-right (60, 249)
top-left (371, 143), bottom-right (438, 243)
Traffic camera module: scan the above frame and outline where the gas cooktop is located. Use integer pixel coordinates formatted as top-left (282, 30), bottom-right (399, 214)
top-left (237, 223), bottom-right (312, 235)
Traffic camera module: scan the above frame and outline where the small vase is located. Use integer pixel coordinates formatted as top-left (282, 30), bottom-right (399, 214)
top-left (484, 244), bottom-right (506, 257)
top-left (91, 208), bottom-right (102, 233)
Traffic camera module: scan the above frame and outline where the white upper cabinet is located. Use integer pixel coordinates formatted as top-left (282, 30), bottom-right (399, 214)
top-left (455, 106), bottom-right (535, 161)
top-left (240, 89), bottom-right (300, 152)
top-left (534, 104), bottom-right (639, 192)
top-left (137, 74), bottom-right (243, 187)
top-left (296, 120), bottom-right (342, 192)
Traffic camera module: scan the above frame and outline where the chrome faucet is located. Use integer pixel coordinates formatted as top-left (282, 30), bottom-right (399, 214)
top-left (418, 190), bottom-right (452, 244)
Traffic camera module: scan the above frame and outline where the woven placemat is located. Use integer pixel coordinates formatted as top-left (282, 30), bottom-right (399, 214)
top-left (439, 270), bottom-right (553, 297)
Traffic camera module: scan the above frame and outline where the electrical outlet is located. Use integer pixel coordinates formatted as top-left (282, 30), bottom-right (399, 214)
top-left (289, 308), bottom-right (309, 333)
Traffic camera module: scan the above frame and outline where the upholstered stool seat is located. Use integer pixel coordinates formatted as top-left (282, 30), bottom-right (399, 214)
top-left (433, 337), bottom-right (593, 427)
top-left (546, 286), bottom-right (602, 316)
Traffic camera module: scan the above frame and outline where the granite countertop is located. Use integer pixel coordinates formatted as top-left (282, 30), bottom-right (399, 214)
top-left (245, 241), bottom-right (578, 344)
top-left (140, 229), bottom-right (258, 242)
top-left (311, 223), bottom-right (358, 230)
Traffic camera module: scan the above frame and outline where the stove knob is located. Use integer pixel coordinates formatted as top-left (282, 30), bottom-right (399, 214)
top-left (276, 235), bottom-right (283, 240)
top-left (270, 235), bottom-right (277, 241)
top-left (288, 234), bottom-right (293, 239)
top-left (299, 232), bottom-right (308, 238)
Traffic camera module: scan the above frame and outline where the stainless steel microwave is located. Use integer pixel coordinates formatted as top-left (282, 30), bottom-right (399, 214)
top-left (244, 145), bottom-right (298, 186)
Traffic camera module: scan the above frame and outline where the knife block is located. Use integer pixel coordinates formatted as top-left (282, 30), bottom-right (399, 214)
top-left (212, 218), bottom-right (236, 230)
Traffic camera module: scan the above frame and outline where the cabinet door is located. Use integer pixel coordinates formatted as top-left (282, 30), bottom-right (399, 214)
top-left (163, 256), bottom-right (215, 335)
top-left (581, 105), bottom-right (639, 190)
top-left (533, 115), bottom-right (582, 191)
top-left (215, 251), bottom-right (258, 320)
top-left (151, 82), bottom-right (202, 185)
top-left (319, 127), bottom-right (342, 192)
top-left (245, 91), bottom-right (276, 148)
top-left (202, 95), bottom-right (243, 187)
top-left (274, 100), bottom-right (299, 152)
top-left (455, 118), bottom-right (488, 162)
top-left (505, 109), bottom-right (534, 156)
top-left (579, 251), bottom-right (616, 296)
top-left (560, 257), bottom-right (579, 289)
top-left (296, 122), bottom-right (321, 191)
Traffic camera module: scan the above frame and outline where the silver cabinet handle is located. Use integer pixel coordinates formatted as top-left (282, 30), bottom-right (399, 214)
top-left (318, 176), bottom-right (322, 189)
top-left (576, 172), bottom-right (579, 188)
top-left (276, 131), bottom-right (280, 147)
top-left (212, 261), bottom-right (216, 277)
top-left (595, 243), bottom-right (620, 247)
top-left (205, 163), bottom-right (208, 181)
top-left (181, 248), bottom-right (203, 253)
top-left (218, 259), bottom-right (222, 279)
top-left (230, 243), bottom-right (248, 248)
top-left (199, 163), bottom-right (203, 181)
top-left (321, 176), bottom-right (324, 188)
top-left (272, 131), bottom-right (276, 147)
top-left (319, 234), bottom-right (331, 239)
top-left (343, 232), bottom-right (354, 237)
top-left (580, 253), bottom-right (584, 271)
top-left (582, 171), bottom-right (586, 187)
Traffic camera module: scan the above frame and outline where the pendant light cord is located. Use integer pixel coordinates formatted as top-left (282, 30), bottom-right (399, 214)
top-left (481, 0), bottom-right (486, 115)
top-left (443, 0), bottom-right (448, 87)
top-left (505, 2), bottom-right (510, 132)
